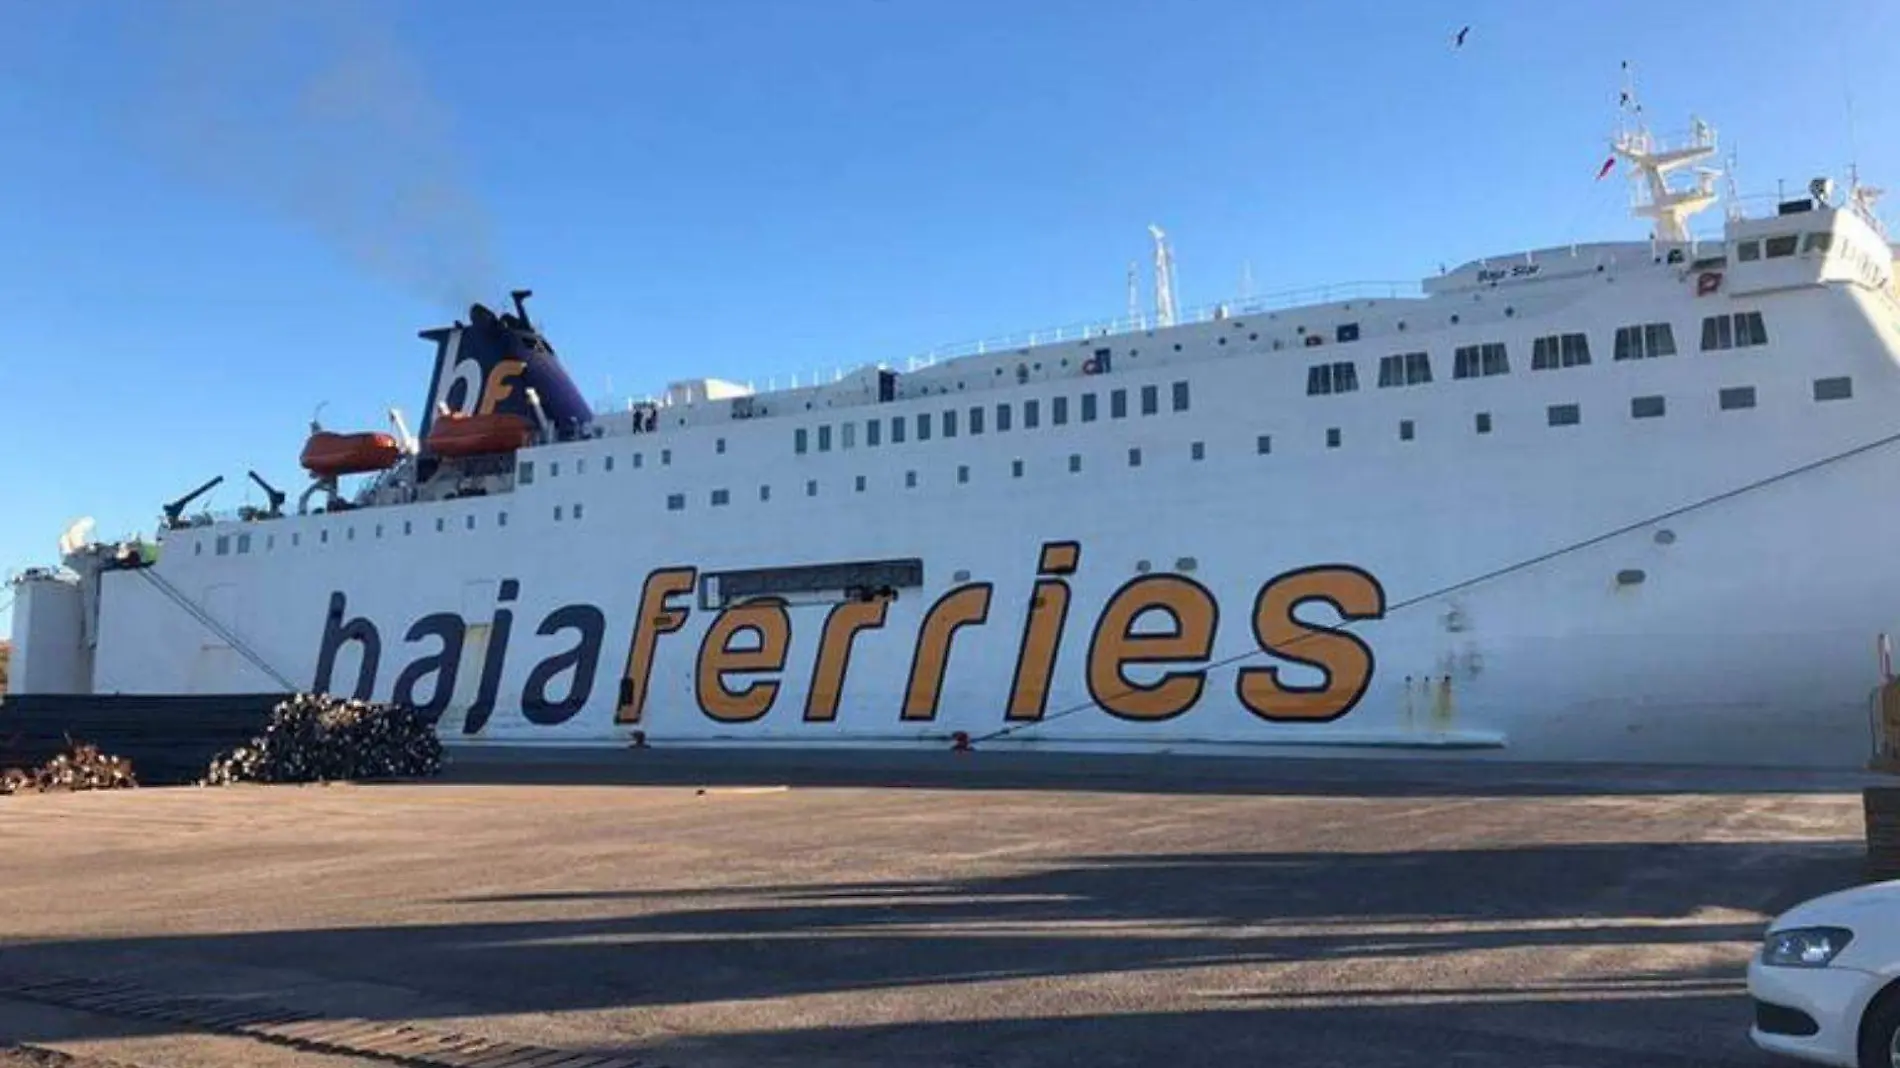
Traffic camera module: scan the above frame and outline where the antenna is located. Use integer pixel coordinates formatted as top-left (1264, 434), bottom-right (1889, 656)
top-left (1148, 224), bottom-right (1178, 328)
top-left (1609, 60), bottom-right (1719, 244)
top-left (1240, 260), bottom-right (1255, 300)
top-left (1125, 261), bottom-right (1140, 324)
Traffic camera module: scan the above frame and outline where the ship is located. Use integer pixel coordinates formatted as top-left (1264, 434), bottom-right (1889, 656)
top-left (10, 96), bottom-right (1900, 769)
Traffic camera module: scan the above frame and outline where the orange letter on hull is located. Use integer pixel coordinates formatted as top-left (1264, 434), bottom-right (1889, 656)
top-left (615, 566), bottom-right (697, 724)
top-left (901, 584), bottom-right (993, 721)
top-left (1007, 542), bottom-right (1079, 721)
top-left (696, 599), bottom-right (792, 723)
top-left (1086, 575), bottom-right (1219, 721)
top-left (1237, 565), bottom-right (1386, 722)
top-left (805, 596), bottom-right (890, 722)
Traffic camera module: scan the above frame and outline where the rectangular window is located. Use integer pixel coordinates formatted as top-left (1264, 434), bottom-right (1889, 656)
top-left (1766, 234), bottom-right (1799, 258)
top-left (550, 461), bottom-right (560, 478)
top-left (554, 506), bottom-right (564, 521)
top-left (855, 474), bottom-right (866, 492)
top-left (806, 479), bottom-right (818, 497)
top-left (996, 403), bottom-right (1012, 431)
top-left (969, 406), bottom-right (984, 434)
top-left (498, 512), bottom-right (508, 527)
top-left (891, 416), bottom-right (906, 443)
top-left (1326, 427), bottom-right (1341, 448)
top-left (1110, 389), bottom-right (1127, 418)
top-left (1737, 240), bottom-right (1761, 262)
top-left (667, 493), bottom-right (685, 511)
top-left (1141, 385), bottom-right (1159, 415)
top-left (1475, 412), bottom-right (1492, 434)
top-left (905, 470), bottom-right (917, 488)
top-left (716, 438), bottom-right (726, 455)
top-left (1454, 343), bottom-right (1510, 378)
top-left (1052, 396), bottom-right (1069, 425)
top-left (468, 513), bottom-right (480, 528)
top-left (1129, 447), bottom-right (1142, 467)
top-left (1080, 393), bottom-right (1097, 422)
top-left (842, 422), bottom-right (856, 449)
top-left (1814, 376), bottom-right (1854, 401)
top-left (1307, 361), bottom-right (1359, 395)
top-left (1405, 351), bottom-right (1432, 384)
top-left (760, 485), bottom-right (772, 501)
top-left (1377, 353), bottom-right (1430, 388)
top-left (1719, 386), bottom-right (1757, 410)
top-left (518, 461), bottom-right (535, 484)
top-left (604, 455), bottom-right (615, 472)
top-left (1533, 334), bottom-right (1591, 369)
top-left (867, 419), bottom-right (881, 446)
top-left (943, 409), bottom-right (958, 437)
top-left (1190, 441), bottom-right (1205, 461)
top-left (1631, 395), bottom-right (1665, 419)
top-left (1532, 336), bottom-right (1558, 370)
top-left (574, 459), bottom-right (585, 476)
top-left (1547, 403), bottom-right (1581, 427)
top-left (236, 532), bottom-right (251, 554)
top-left (1172, 381), bottom-right (1191, 411)
top-left (957, 464), bottom-right (969, 483)
top-left (1012, 459), bottom-right (1024, 478)
top-left (1701, 314), bottom-right (1734, 350)
top-left (1256, 434), bottom-right (1272, 454)
top-left (1336, 322), bottom-right (1360, 343)
top-left (1736, 311), bottom-right (1768, 347)
top-left (818, 425), bottom-right (832, 452)
top-left (1645, 323), bottom-right (1677, 357)
top-left (1068, 453), bottom-right (1081, 472)
top-left (1399, 419), bottom-right (1415, 441)
top-left (712, 489), bottom-right (730, 506)
top-left (633, 452), bottom-right (644, 469)
top-left (1805, 232), bottom-right (1833, 253)
top-left (1024, 399), bottom-right (1040, 428)
top-left (1561, 333), bottom-right (1590, 367)
top-left (661, 449), bottom-right (671, 465)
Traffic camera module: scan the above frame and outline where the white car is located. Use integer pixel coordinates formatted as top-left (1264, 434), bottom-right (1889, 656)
top-left (1750, 877), bottom-right (1900, 1066)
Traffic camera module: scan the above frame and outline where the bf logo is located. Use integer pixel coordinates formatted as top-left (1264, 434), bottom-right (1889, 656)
top-left (430, 327), bottom-right (527, 418)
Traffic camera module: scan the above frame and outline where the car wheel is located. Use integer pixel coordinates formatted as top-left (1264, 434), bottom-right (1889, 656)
top-left (1861, 986), bottom-right (1900, 1068)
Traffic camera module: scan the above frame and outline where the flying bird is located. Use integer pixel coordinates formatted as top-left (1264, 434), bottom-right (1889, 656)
top-left (1453, 25), bottom-right (1470, 48)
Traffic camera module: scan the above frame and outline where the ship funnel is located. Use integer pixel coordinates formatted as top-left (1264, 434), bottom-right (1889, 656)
top-left (414, 289), bottom-right (594, 453)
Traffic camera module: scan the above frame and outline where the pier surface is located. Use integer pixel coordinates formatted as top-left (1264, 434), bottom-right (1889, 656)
top-left (0, 750), bottom-right (1878, 1067)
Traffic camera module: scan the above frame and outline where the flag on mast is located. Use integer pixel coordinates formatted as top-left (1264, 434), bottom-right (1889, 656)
top-left (1595, 155), bottom-right (1617, 180)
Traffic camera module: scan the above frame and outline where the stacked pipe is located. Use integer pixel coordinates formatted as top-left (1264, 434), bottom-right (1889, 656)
top-left (203, 693), bottom-right (444, 785)
top-left (0, 741), bottom-right (139, 795)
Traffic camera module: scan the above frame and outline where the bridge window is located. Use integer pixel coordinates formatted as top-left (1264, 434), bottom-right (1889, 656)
top-left (1547, 403), bottom-right (1581, 427)
top-left (1805, 232), bottom-right (1833, 253)
top-left (1701, 311), bottom-right (1769, 350)
top-left (1453, 343), bottom-right (1509, 378)
top-left (1306, 361), bottom-right (1359, 395)
top-left (1377, 351), bottom-right (1431, 387)
top-left (667, 493), bottom-right (685, 511)
top-left (1719, 386), bottom-right (1757, 410)
top-left (1532, 333), bottom-right (1591, 370)
top-left (1141, 385), bottom-right (1159, 415)
top-left (1765, 234), bottom-right (1799, 258)
top-left (1614, 323), bottom-right (1677, 360)
top-left (1736, 240), bottom-right (1761, 262)
top-left (1172, 380), bottom-right (1191, 411)
top-left (1814, 376), bottom-right (1854, 401)
top-left (1631, 395), bottom-right (1665, 419)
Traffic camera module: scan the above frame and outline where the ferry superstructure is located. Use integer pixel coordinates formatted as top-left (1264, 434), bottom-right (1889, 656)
top-left (12, 106), bottom-right (1900, 768)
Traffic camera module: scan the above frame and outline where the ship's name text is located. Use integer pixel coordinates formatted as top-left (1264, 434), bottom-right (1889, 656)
top-left (310, 542), bottom-right (1388, 733)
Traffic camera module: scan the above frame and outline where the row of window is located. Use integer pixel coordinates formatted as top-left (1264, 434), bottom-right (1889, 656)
top-left (1306, 315), bottom-right (1767, 397)
top-left (205, 371), bottom-right (1859, 549)
top-left (794, 380), bottom-right (1192, 455)
top-left (1736, 232), bottom-right (1828, 262)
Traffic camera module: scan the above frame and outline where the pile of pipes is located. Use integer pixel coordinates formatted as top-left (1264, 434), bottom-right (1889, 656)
top-left (0, 741), bottom-right (139, 795)
top-left (203, 693), bottom-right (444, 785)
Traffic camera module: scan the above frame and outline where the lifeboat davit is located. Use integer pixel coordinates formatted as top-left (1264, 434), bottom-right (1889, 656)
top-left (300, 431), bottom-right (402, 478)
top-left (425, 411), bottom-right (534, 458)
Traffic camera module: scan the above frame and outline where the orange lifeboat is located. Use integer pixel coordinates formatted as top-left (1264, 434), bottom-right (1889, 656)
top-left (301, 431), bottom-right (402, 478)
top-left (425, 411), bottom-right (534, 458)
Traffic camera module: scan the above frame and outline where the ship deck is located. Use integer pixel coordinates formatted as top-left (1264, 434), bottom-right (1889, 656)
top-left (0, 752), bottom-right (1879, 1067)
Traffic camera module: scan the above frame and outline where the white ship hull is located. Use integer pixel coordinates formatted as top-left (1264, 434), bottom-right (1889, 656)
top-left (17, 234), bottom-right (1900, 768)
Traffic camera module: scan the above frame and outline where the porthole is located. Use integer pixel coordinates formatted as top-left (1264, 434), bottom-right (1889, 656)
top-left (1248, 333), bottom-right (1258, 341)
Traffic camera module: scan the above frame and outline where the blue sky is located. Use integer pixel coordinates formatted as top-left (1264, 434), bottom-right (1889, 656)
top-left (4, 0), bottom-right (1898, 637)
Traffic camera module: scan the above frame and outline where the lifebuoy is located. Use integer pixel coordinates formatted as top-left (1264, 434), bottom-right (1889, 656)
top-left (1696, 271), bottom-right (1722, 296)
top-left (1082, 358), bottom-right (1102, 374)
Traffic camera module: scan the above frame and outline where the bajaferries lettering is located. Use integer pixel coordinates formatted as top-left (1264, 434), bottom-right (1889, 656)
top-left (312, 541), bottom-right (1387, 733)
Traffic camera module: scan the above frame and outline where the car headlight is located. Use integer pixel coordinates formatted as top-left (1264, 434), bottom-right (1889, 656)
top-left (1761, 926), bottom-right (1855, 967)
